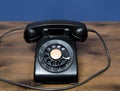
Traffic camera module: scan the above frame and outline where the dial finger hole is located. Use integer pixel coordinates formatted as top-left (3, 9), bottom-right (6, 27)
top-left (46, 47), bottom-right (51, 51)
top-left (51, 45), bottom-right (56, 48)
top-left (56, 61), bottom-right (60, 66)
top-left (44, 54), bottom-right (49, 58)
top-left (57, 45), bottom-right (61, 49)
top-left (46, 59), bottom-right (51, 63)
top-left (61, 47), bottom-right (65, 51)
top-left (51, 61), bottom-right (55, 66)
top-left (60, 59), bottom-right (67, 64)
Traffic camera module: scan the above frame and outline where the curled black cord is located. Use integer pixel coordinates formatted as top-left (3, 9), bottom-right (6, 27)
top-left (0, 28), bottom-right (111, 91)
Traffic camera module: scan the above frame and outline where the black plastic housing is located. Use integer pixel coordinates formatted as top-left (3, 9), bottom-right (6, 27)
top-left (24, 20), bottom-right (88, 84)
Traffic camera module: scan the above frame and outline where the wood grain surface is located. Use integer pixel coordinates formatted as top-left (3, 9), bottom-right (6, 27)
top-left (0, 22), bottom-right (120, 91)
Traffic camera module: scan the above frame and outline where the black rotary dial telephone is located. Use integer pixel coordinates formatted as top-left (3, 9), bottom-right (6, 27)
top-left (24, 20), bottom-right (88, 83)
top-left (0, 20), bottom-right (110, 91)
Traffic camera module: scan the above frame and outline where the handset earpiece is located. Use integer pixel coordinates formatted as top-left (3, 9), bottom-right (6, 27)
top-left (24, 25), bottom-right (42, 43)
top-left (71, 24), bottom-right (88, 42)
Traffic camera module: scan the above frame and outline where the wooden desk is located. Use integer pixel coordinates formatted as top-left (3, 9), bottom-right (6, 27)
top-left (0, 22), bottom-right (120, 91)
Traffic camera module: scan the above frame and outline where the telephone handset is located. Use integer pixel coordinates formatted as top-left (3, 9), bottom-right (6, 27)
top-left (24, 20), bottom-right (88, 43)
top-left (24, 20), bottom-right (88, 83)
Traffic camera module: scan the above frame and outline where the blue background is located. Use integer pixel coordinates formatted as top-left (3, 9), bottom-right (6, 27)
top-left (0, 0), bottom-right (120, 21)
